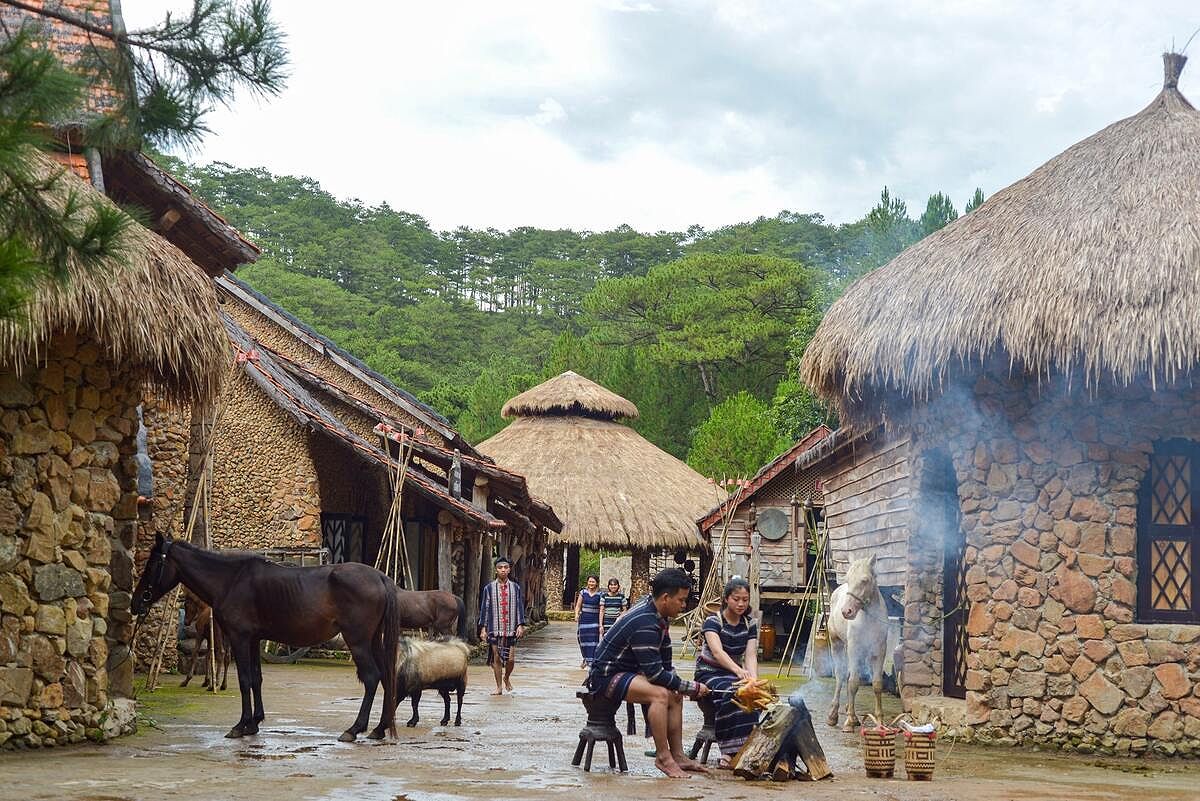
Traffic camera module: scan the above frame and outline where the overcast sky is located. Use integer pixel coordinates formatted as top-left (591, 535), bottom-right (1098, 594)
top-left (122, 1), bottom-right (1200, 233)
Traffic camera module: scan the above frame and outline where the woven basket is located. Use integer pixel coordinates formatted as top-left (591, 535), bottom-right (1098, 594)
top-left (903, 730), bottom-right (937, 781)
top-left (860, 714), bottom-right (898, 778)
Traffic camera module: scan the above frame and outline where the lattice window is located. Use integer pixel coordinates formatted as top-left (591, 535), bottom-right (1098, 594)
top-left (1152, 455), bottom-right (1191, 525)
top-left (1139, 441), bottom-right (1199, 622)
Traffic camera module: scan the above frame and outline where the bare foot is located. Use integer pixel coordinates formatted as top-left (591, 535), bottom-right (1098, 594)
top-left (717, 756), bottom-right (732, 770)
top-left (504, 678), bottom-right (513, 691)
top-left (654, 756), bottom-right (688, 779)
top-left (490, 688), bottom-right (503, 696)
top-left (675, 756), bottom-right (710, 774)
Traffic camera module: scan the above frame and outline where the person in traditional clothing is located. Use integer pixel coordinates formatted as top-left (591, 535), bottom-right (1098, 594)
top-left (695, 577), bottom-right (759, 768)
top-left (573, 575), bottom-right (602, 668)
top-left (478, 556), bottom-right (526, 695)
top-left (588, 568), bottom-right (711, 779)
top-left (597, 577), bottom-right (628, 640)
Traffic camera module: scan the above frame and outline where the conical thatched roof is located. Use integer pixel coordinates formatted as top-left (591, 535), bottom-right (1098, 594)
top-left (802, 54), bottom-right (1200, 421)
top-left (502, 370), bottom-right (639, 420)
top-left (480, 373), bottom-right (718, 550)
top-left (0, 150), bottom-right (227, 405)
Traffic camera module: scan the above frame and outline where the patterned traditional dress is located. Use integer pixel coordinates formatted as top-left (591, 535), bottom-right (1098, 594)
top-left (577, 589), bottom-right (602, 666)
top-left (599, 591), bottom-right (627, 633)
top-left (479, 578), bottom-right (525, 665)
top-left (694, 612), bottom-right (760, 757)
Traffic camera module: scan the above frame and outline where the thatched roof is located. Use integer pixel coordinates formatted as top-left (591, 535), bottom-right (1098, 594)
top-left (480, 375), bottom-right (721, 549)
top-left (502, 371), bottom-right (639, 420)
top-left (0, 150), bottom-right (227, 405)
top-left (802, 53), bottom-right (1200, 421)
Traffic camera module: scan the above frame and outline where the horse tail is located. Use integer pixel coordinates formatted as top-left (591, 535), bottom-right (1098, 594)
top-left (455, 594), bottom-right (467, 640)
top-left (382, 577), bottom-right (402, 738)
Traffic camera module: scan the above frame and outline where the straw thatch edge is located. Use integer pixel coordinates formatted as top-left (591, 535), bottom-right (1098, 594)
top-left (501, 371), bottom-right (639, 420)
top-left (0, 150), bottom-right (227, 406)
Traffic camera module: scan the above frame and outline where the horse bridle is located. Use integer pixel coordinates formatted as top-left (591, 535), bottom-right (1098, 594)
top-left (845, 588), bottom-right (873, 609)
top-left (141, 539), bottom-right (174, 606)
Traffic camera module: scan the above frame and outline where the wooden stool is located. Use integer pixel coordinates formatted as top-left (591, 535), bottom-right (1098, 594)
top-left (572, 691), bottom-right (628, 772)
top-left (688, 696), bottom-right (718, 764)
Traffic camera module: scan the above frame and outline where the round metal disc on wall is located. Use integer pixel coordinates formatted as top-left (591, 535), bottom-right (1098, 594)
top-left (756, 507), bottom-right (789, 541)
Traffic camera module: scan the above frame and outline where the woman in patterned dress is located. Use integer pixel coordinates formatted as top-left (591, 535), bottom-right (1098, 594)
top-left (694, 577), bottom-right (759, 768)
top-left (598, 577), bottom-right (628, 640)
top-left (573, 575), bottom-right (602, 668)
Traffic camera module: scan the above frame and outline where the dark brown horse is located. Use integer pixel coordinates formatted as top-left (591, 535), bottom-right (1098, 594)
top-left (396, 589), bottom-right (466, 638)
top-left (132, 535), bottom-right (401, 742)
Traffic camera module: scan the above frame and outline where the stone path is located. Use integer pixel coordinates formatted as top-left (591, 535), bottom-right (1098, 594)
top-left (2, 621), bottom-right (1199, 800)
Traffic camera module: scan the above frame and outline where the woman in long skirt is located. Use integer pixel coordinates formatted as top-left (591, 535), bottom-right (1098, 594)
top-left (695, 577), bottom-right (759, 767)
top-left (573, 575), bottom-right (602, 668)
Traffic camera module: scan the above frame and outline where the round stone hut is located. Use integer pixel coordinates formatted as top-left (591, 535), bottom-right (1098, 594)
top-left (802, 54), bottom-right (1200, 755)
top-left (0, 152), bottom-right (226, 748)
top-left (478, 371), bottom-right (718, 606)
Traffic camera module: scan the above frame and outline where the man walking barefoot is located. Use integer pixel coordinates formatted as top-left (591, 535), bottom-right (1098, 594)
top-left (588, 568), bottom-right (711, 778)
top-left (479, 556), bottom-right (526, 695)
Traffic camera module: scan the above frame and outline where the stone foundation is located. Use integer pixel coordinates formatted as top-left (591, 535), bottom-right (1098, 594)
top-left (900, 367), bottom-right (1200, 755)
top-left (1, 333), bottom-right (142, 748)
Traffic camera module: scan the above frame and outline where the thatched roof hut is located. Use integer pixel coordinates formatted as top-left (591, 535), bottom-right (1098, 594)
top-left (479, 371), bottom-right (718, 550)
top-left (0, 150), bottom-right (227, 404)
top-left (801, 53), bottom-right (1200, 422)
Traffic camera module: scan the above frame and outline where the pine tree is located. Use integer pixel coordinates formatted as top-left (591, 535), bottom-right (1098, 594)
top-left (964, 187), bottom-right (986, 214)
top-left (3, 0), bottom-right (288, 149)
top-left (0, 27), bottom-right (129, 320)
top-left (918, 191), bottom-right (958, 236)
top-left (0, 1), bottom-right (288, 319)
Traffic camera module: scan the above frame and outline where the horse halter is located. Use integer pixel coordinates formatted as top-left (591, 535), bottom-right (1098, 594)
top-left (845, 588), bottom-right (873, 609)
top-left (141, 540), bottom-right (174, 606)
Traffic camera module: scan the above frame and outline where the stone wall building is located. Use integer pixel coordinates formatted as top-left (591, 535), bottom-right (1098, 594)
top-left (161, 274), bottom-right (562, 640)
top-left (0, 152), bottom-right (228, 749)
top-left (801, 55), bottom-right (1200, 756)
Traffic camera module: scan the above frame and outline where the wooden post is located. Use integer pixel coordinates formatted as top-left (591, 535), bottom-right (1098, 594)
top-left (437, 510), bottom-right (453, 593)
top-left (749, 531), bottom-right (762, 623)
top-left (465, 533), bottom-right (482, 641)
top-left (565, 544), bottom-right (581, 607)
top-left (467, 477), bottom-right (492, 640)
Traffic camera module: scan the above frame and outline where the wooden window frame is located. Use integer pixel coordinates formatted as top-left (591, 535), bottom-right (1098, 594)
top-left (1137, 439), bottom-right (1200, 623)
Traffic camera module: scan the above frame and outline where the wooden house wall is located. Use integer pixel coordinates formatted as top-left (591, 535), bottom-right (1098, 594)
top-left (822, 432), bottom-right (911, 587)
top-left (717, 468), bottom-right (821, 589)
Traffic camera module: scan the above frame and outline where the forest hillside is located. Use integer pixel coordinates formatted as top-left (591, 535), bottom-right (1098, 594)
top-left (161, 156), bottom-right (980, 477)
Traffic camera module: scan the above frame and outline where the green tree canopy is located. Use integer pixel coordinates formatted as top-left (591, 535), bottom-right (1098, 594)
top-left (584, 252), bottom-right (816, 399)
top-left (687, 391), bottom-right (788, 480)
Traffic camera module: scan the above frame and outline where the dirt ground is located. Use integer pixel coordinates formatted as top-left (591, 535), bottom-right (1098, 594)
top-left (3, 621), bottom-right (1200, 801)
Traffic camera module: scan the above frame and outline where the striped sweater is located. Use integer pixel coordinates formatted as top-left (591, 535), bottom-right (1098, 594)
top-left (589, 596), bottom-right (696, 695)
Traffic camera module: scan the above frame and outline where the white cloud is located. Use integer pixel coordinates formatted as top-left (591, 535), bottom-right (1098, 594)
top-left (122, 1), bottom-right (1200, 231)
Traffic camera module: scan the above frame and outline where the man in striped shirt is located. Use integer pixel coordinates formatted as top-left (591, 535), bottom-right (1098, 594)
top-left (588, 568), bottom-right (711, 778)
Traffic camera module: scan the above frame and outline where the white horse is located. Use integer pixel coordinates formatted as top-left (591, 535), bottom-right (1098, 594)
top-left (826, 553), bottom-right (888, 731)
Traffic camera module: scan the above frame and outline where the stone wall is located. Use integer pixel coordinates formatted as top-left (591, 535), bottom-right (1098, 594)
top-left (545, 543), bottom-right (565, 611)
top-left (0, 332), bottom-right (142, 748)
top-left (209, 372), bottom-right (321, 550)
top-left (132, 397), bottom-right (190, 672)
top-left (901, 368), bottom-right (1200, 755)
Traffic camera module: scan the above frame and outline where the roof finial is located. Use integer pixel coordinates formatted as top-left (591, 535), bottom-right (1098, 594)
top-left (1164, 52), bottom-right (1187, 90)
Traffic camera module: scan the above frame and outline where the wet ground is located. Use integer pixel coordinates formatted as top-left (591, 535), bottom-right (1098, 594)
top-left (4, 621), bottom-right (1200, 801)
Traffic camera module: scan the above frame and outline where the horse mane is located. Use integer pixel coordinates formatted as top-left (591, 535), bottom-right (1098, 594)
top-left (171, 540), bottom-right (275, 567)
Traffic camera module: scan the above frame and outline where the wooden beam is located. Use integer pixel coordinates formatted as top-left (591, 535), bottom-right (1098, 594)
top-left (156, 207), bottom-right (182, 232)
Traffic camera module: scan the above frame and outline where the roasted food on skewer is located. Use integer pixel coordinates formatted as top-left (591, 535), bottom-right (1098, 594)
top-left (732, 677), bottom-right (778, 712)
